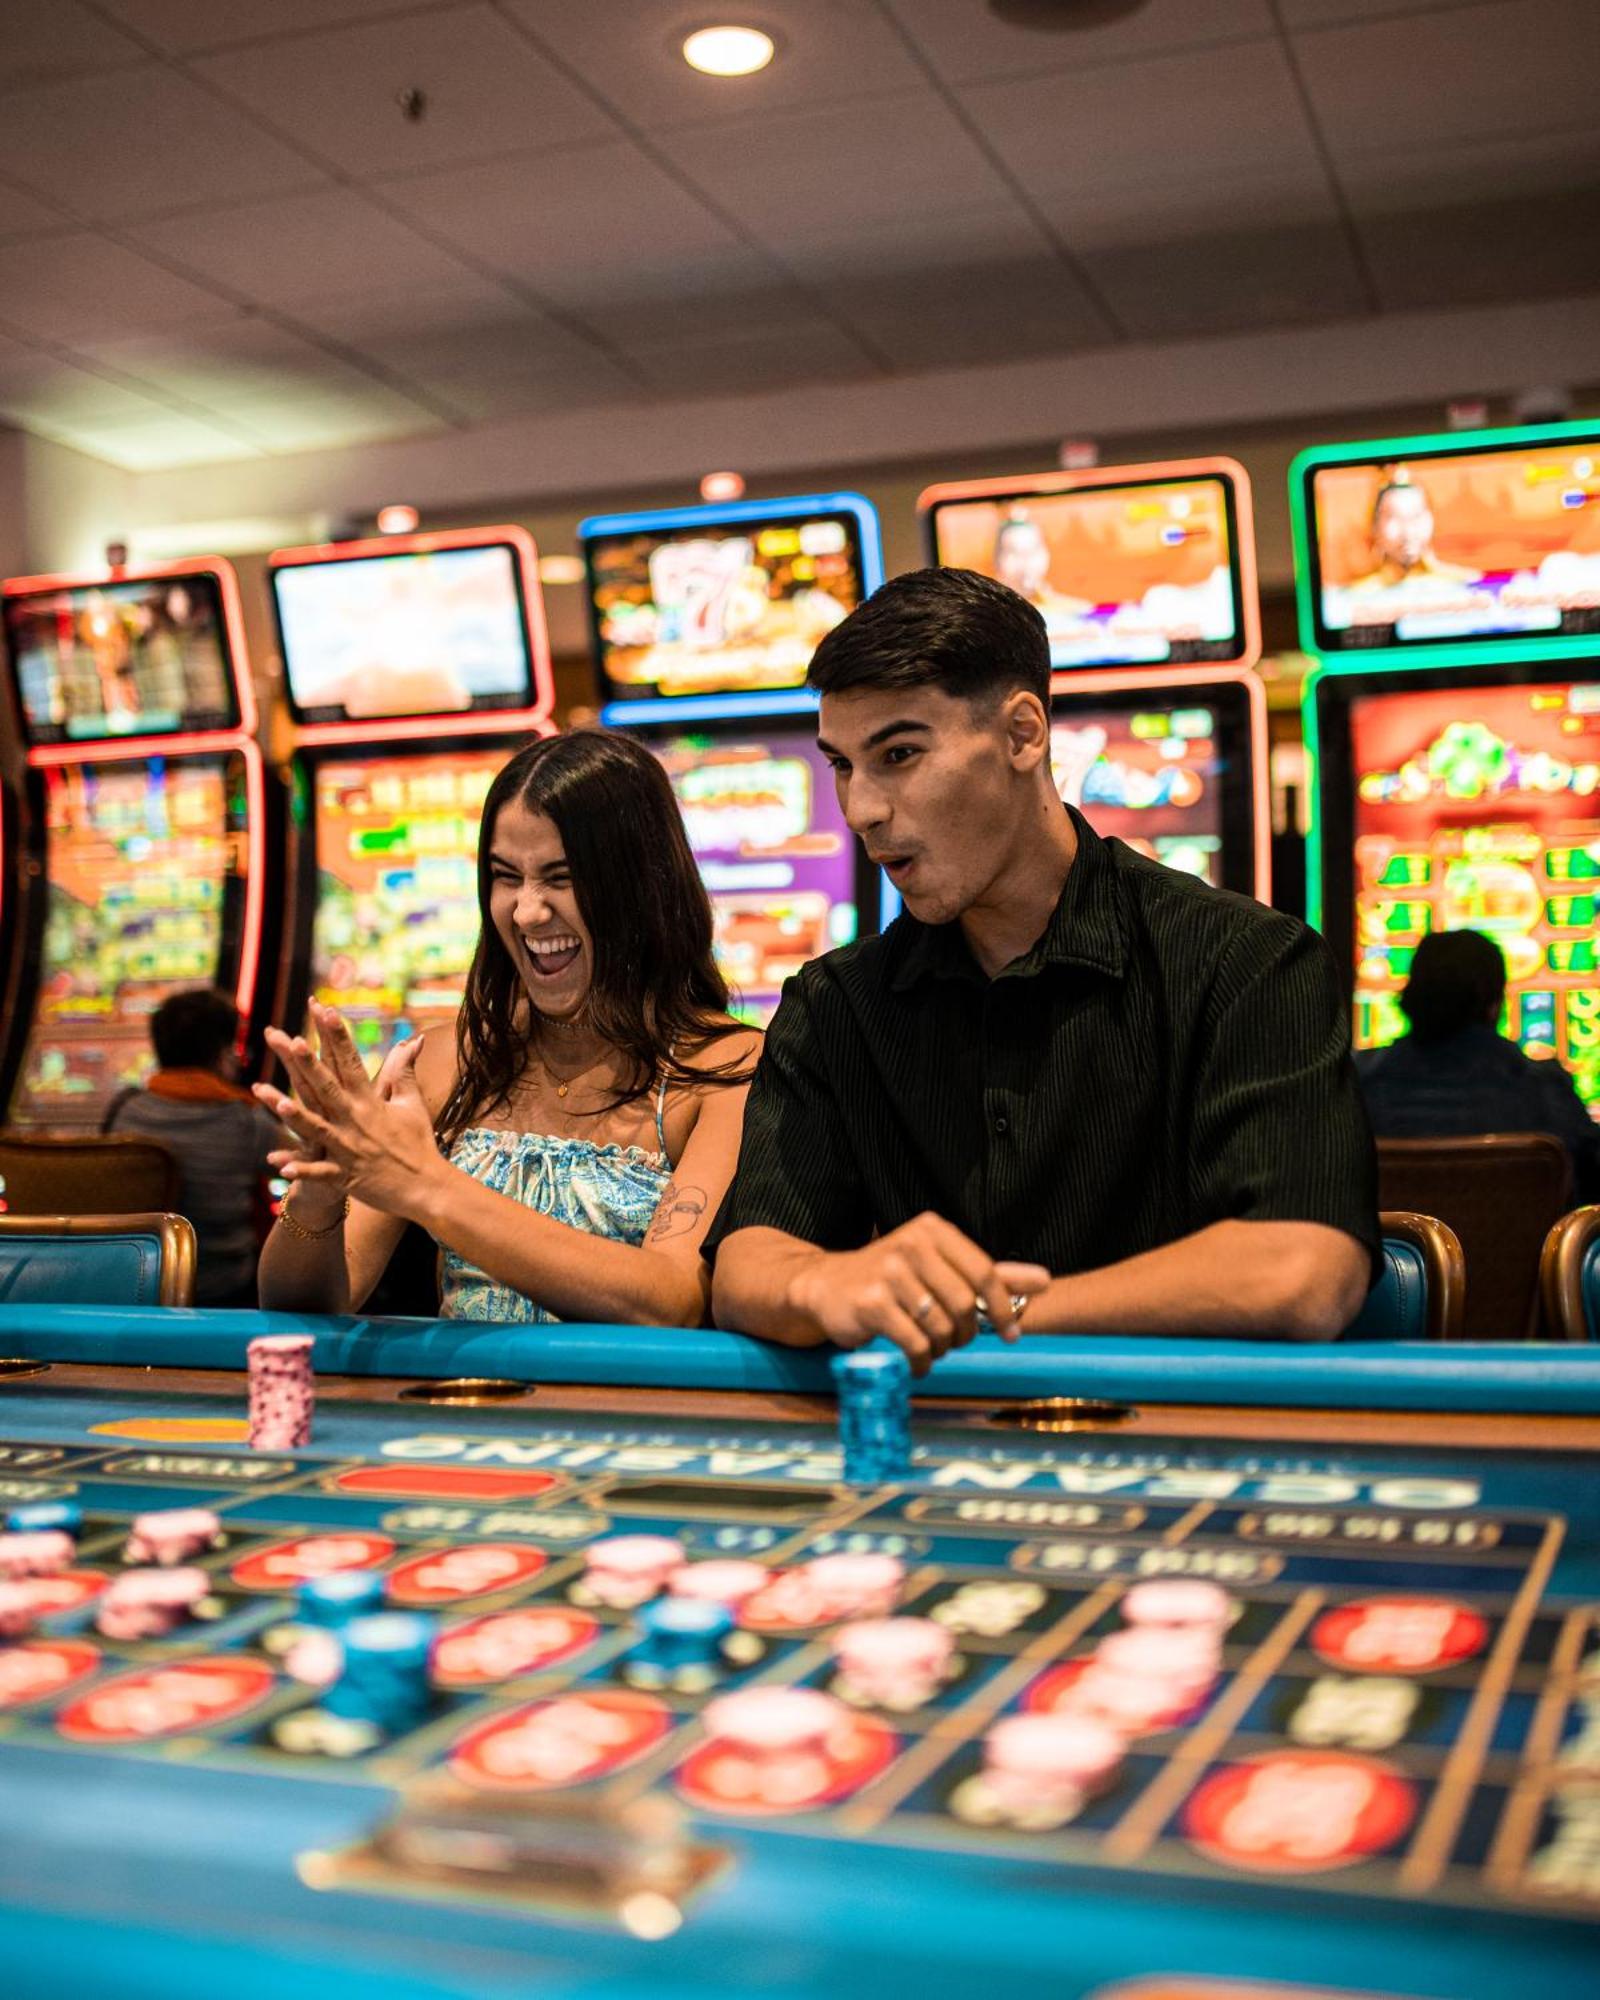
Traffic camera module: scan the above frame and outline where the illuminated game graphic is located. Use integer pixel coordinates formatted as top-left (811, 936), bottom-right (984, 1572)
top-left (13, 756), bottom-right (247, 1130)
top-left (650, 729), bottom-right (859, 1023)
top-left (926, 477), bottom-right (1242, 670)
top-left (1051, 703), bottom-right (1224, 886)
top-left (275, 545), bottom-right (534, 724)
top-left (1292, 423), bottom-right (1600, 669)
top-left (3, 573), bottom-right (236, 744)
top-left (588, 510), bottom-right (867, 701)
top-left (310, 748), bottom-right (510, 1063)
top-left (1346, 681), bottom-right (1600, 1111)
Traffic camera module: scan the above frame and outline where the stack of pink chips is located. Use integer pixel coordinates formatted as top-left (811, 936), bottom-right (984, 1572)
top-left (124, 1508), bottom-right (221, 1567)
top-left (248, 1334), bottom-right (315, 1449)
top-left (96, 1567), bottom-right (211, 1640)
top-left (832, 1616), bottom-right (955, 1709)
top-left (581, 1535), bottom-right (687, 1608)
top-left (0, 1530), bottom-right (74, 1579)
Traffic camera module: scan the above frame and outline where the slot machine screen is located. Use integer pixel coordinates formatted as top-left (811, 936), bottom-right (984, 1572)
top-left (3, 573), bottom-right (238, 744)
top-left (648, 726), bottom-right (863, 1024)
top-left (274, 544), bottom-right (535, 724)
top-left (1049, 698), bottom-right (1228, 886)
top-left (11, 755), bottom-right (248, 1130)
top-left (1331, 676), bottom-right (1600, 1115)
top-left (587, 508), bottom-right (868, 702)
top-left (309, 747), bottom-right (512, 1063)
top-left (1305, 438), bottom-right (1600, 658)
top-left (926, 475), bottom-right (1245, 671)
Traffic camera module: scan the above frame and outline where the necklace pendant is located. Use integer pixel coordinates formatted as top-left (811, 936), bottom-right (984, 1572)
top-left (556, 1082), bottom-right (569, 1098)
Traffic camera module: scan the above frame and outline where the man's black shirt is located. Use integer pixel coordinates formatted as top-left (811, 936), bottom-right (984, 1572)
top-left (708, 808), bottom-right (1381, 1279)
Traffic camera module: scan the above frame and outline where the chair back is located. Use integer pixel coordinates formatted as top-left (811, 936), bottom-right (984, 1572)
top-left (0, 1131), bottom-right (182, 1215)
top-left (1539, 1205), bottom-right (1600, 1342)
top-left (1342, 1210), bottom-right (1466, 1341)
top-left (0, 1213), bottom-right (197, 1307)
top-left (1377, 1134), bottom-right (1571, 1339)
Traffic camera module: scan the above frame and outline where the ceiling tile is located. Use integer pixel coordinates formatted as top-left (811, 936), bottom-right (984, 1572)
top-left (0, 236), bottom-right (239, 343)
top-left (31, 408), bottom-right (265, 469)
top-left (0, 1), bottom-right (147, 92)
top-left (627, 322), bottom-right (875, 397)
top-left (1358, 182), bottom-right (1600, 312)
top-left (1340, 125), bottom-right (1600, 210)
top-left (1084, 220), bottom-right (1368, 340)
top-left (378, 141), bottom-right (772, 327)
top-left (1042, 162), bottom-right (1340, 251)
top-left (653, 94), bottom-right (1021, 249)
top-left (880, 0), bottom-right (1274, 84)
top-left (504, 0), bottom-right (927, 129)
top-left (321, 315), bottom-right (640, 422)
top-left (1278, 0), bottom-right (1497, 23)
top-left (1297, 0), bottom-right (1599, 155)
top-left (124, 189), bottom-right (481, 307)
top-left (0, 183), bottom-right (73, 242)
top-left (223, 393), bottom-right (447, 455)
top-left (193, 5), bottom-right (611, 179)
top-left (0, 66), bottom-right (326, 222)
top-left (66, 315), bottom-right (426, 410)
top-left (289, 279), bottom-right (604, 365)
top-left (959, 39), bottom-right (1323, 196)
top-left (0, 340), bottom-right (184, 427)
top-left (95, 0), bottom-right (441, 55)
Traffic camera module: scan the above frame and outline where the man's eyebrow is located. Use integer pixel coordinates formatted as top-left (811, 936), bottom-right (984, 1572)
top-left (816, 719), bottom-right (933, 757)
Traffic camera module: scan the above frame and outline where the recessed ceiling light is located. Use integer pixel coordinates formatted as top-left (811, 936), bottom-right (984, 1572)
top-left (682, 25), bottom-right (775, 77)
top-left (376, 503), bottom-right (419, 534)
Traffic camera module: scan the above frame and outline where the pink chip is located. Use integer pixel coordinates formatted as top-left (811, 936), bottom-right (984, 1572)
top-left (833, 1617), bottom-right (954, 1679)
top-left (0, 1531), bottom-right (74, 1580)
top-left (1093, 1626), bottom-right (1220, 1690)
top-left (1119, 1579), bottom-right (1234, 1629)
top-left (126, 1509), bottom-right (221, 1566)
top-left (667, 1560), bottom-right (770, 1606)
top-left (0, 1581), bottom-right (39, 1638)
top-left (95, 1566), bottom-right (211, 1640)
top-left (985, 1712), bottom-right (1125, 1789)
top-left (800, 1553), bottom-right (904, 1617)
top-left (1062, 1664), bottom-right (1194, 1733)
top-left (586, 1536), bottom-right (686, 1582)
top-left (249, 1335), bottom-right (314, 1361)
top-left (702, 1686), bottom-right (846, 1754)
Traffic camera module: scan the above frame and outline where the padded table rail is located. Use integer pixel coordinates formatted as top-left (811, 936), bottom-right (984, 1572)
top-left (2, 1305), bottom-right (1600, 1412)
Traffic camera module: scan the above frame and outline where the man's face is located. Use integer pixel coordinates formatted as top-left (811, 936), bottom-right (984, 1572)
top-left (1373, 487), bottom-right (1433, 569)
top-left (995, 522), bottom-right (1050, 601)
top-left (818, 683), bottom-right (1044, 926)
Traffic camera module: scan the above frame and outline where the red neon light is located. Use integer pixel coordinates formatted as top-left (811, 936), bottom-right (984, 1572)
top-left (267, 523), bottom-right (555, 728)
top-left (234, 739), bottom-right (267, 1025)
top-left (25, 728), bottom-right (248, 770)
top-left (290, 711), bottom-right (557, 750)
top-left (917, 456), bottom-right (1262, 673)
top-left (2, 554), bottom-right (258, 740)
top-left (1047, 662), bottom-right (1273, 903)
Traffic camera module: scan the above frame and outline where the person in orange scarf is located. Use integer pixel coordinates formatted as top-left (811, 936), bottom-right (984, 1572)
top-left (104, 988), bottom-right (280, 1305)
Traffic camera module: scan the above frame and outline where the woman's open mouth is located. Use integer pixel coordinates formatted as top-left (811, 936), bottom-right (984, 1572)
top-left (523, 934), bottom-right (582, 978)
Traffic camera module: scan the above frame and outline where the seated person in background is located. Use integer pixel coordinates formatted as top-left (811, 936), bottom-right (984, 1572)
top-left (256, 731), bottom-right (759, 1326)
top-left (1357, 928), bottom-right (1600, 1201)
top-left (104, 987), bottom-right (278, 1307)
top-left (710, 567), bottom-right (1379, 1370)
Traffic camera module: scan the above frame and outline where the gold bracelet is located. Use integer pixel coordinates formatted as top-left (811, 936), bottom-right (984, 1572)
top-left (277, 1192), bottom-right (350, 1240)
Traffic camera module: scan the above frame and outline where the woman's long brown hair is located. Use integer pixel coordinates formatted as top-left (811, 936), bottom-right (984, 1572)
top-left (435, 729), bottom-right (755, 1150)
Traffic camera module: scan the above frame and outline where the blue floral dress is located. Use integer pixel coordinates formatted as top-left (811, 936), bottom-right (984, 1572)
top-left (437, 1085), bottom-right (672, 1323)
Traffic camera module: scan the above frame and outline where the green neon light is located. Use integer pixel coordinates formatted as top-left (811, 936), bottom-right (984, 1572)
top-left (1288, 417), bottom-right (1600, 674)
top-left (1300, 660), bottom-right (1326, 935)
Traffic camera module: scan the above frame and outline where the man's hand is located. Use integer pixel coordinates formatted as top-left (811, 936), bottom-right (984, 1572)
top-left (786, 1211), bottom-right (1050, 1376)
top-left (254, 1003), bottom-right (440, 1219)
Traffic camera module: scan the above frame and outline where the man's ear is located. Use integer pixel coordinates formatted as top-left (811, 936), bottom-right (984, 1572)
top-left (1002, 688), bottom-right (1051, 773)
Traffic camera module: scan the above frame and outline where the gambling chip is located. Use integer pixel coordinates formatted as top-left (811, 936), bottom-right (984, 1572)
top-left (627, 1597), bottom-right (734, 1691)
top-left (1119, 1579), bottom-right (1235, 1630)
top-left (702, 1685), bottom-right (846, 1756)
top-left (800, 1552), bottom-right (905, 1621)
top-left (830, 1344), bottom-right (912, 1483)
top-left (325, 1611), bottom-right (435, 1735)
top-left (832, 1617), bottom-right (955, 1709)
top-left (580, 1535), bottom-right (686, 1609)
top-left (5, 1502), bottom-right (83, 1537)
top-left (982, 1712), bottom-right (1124, 1820)
top-left (0, 1531), bottom-right (74, 1580)
top-left (0, 1581), bottom-right (40, 1639)
top-left (247, 1334), bottom-right (316, 1451)
top-left (95, 1567), bottom-right (211, 1641)
top-left (124, 1508), bottom-right (222, 1567)
top-left (666, 1559), bottom-right (770, 1606)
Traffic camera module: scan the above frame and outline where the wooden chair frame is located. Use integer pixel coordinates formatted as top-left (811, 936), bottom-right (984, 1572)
top-left (0, 1131), bottom-right (182, 1213)
top-left (0, 1212), bottom-right (197, 1307)
top-left (1539, 1205), bottom-right (1600, 1343)
top-left (1378, 1208), bottom-right (1466, 1341)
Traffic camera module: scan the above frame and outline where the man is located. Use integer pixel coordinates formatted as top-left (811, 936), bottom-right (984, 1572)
top-left (1358, 929), bottom-right (1600, 1201)
top-left (992, 514), bottom-right (1092, 622)
top-left (106, 987), bottom-right (280, 1306)
top-left (709, 568), bottom-right (1378, 1371)
top-left (1348, 478), bottom-right (1481, 594)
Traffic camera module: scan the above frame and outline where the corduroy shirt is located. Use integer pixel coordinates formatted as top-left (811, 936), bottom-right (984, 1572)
top-left (708, 807), bottom-right (1381, 1278)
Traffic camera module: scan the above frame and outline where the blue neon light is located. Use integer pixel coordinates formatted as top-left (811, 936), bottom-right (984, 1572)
top-left (599, 688), bottom-right (821, 728)
top-left (578, 491), bottom-right (886, 596)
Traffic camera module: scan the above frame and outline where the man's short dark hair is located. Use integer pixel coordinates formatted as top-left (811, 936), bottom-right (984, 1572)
top-left (1399, 929), bottom-right (1505, 1044)
top-left (151, 987), bottom-right (239, 1071)
top-left (807, 567), bottom-right (1051, 710)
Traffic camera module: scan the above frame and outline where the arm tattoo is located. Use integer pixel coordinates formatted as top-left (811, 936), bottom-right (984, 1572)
top-left (647, 1181), bottom-right (708, 1243)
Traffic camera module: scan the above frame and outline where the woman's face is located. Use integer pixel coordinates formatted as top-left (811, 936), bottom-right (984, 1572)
top-left (487, 796), bottom-right (593, 1023)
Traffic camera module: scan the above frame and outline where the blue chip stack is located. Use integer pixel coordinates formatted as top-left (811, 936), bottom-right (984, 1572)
top-left (6, 1501), bottom-right (83, 1536)
top-left (298, 1571), bottom-right (386, 1628)
top-left (325, 1611), bottom-right (435, 1734)
top-left (632, 1597), bottom-right (734, 1675)
top-left (831, 1343), bottom-right (912, 1483)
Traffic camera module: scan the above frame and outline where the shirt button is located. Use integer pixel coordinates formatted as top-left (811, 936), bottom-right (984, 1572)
top-left (994, 1116), bottom-right (1009, 1134)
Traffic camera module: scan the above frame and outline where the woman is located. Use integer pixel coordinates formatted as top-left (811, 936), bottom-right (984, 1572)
top-left (255, 730), bottom-right (759, 1326)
